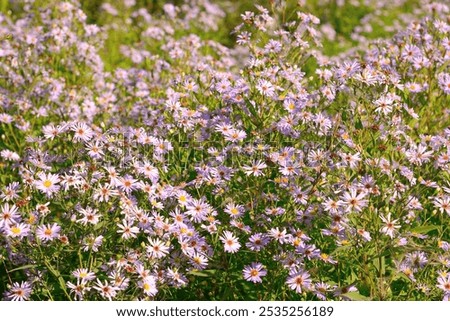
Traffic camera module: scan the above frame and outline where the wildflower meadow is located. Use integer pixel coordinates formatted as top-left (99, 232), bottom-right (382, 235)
top-left (1, 0), bottom-right (450, 301)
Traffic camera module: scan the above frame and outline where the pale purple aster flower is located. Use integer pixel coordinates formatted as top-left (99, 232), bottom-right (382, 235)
top-left (36, 223), bottom-right (61, 242)
top-left (246, 233), bottom-right (270, 251)
top-left (242, 262), bottom-right (267, 283)
top-left (286, 269), bottom-right (312, 294)
top-left (5, 281), bottom-right (32, 301)
top-left (93, 279), bottom-right (119, 301)
top-left (380, 212), bottom-right (401, 238)
top-left (220, 231), bottom-right (241, 253)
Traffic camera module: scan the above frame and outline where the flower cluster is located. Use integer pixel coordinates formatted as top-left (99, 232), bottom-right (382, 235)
top-left (0, 0), bottom-right (450, 301)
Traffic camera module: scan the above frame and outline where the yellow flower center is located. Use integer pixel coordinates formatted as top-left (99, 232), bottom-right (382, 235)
top-left (10, 226), bottom-right (21, 235)
top-left (43, 180), bottom-right (52, 188)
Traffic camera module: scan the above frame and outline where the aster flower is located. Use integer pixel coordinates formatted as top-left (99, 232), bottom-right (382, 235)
top-left (256, 79), bottom-right (275, 97)
top-left (224, 202), bottom-right (245, 218)
top-left (242, 262), bottom-right (267, 283)
top-left (5, 281), bottom-right (32, 301)
top-left (185, 198), bottom-right (209, 223)
top-left (117, 219), bottom-right (140, 239)
top-left (341, 189), bottom-right (368, 213)
top-left (117, 175), bottom-right (139, 194)
top-left (434, 196), bottom-right (450, 216)
top-left (223, 128), bottom-right (247, 142)
top-left (0, 203), bottom-right (21, 228)
top-left (93, 279), bottom-right (119, 301)
top-left (219, 231), bottom-right (241, 253)
top-left (167, 268), bottom-right (188, 287)
top-left (190, 252), bottom-right (209, 270)
top-left (322, 198), bottom-right (344, 214)
top-left (139, 276), bottom-right (158, 296)
top-left (77, 207), bottom-right (101, 225)
top-left (82, 235), bottom-right (104, 252)
top-left (92, 183), bottom-right (118, 202)
top-left (72, 268), bottom-right (96, 282)
top-left (67, 279), bottom-right (90, 301)
top-left (380, 212), bottom-right (401, 238)
top-left (286, 269), bottom-right (312, 294)
top-left (438, 73), bottom-right (450, 94)
top-left (246, 233), bottom-right (270, 251)
top-left (6, 223), bottom-right (30, 239)
top-left (313, 282), bottom-right (333, 300)
top-left (36, 223), bottom-right (61, 242)
top-left (242, 159), bottom-right (267, 177)
top-left (71, 122), bottom-right (94, 142)
top-left (147, 238), bottom-right (170, 258)
top-left (437, 274), bottom-right (450, 300)
top-left (34, 172), bottom-right (60, 197)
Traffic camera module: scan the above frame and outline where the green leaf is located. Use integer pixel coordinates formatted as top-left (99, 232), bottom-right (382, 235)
top-left (9, 264), bottom-right (37, 272)
top-left (187, 269), bottom-right (217, 277)
top-left (355, 118), bottom-right (363, 130)
top-left (372, 256), bottom-right (386, 275)
top-left (411, 225), bottom-right (439, 234)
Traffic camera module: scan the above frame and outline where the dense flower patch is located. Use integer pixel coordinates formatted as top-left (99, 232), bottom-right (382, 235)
top-left (0, 0), bottom-right (450, 301)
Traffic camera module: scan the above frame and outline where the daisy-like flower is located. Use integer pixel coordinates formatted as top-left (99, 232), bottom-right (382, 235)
top-left (167, 268), bottom-right (188, 287)
top-left (147, 238), bottom-right (170, 258)
top-left (242, 262), bottom-right (267, 283)
top-left (117, 175), bottom-right (139, 194)
top-left (341, 189), bottom-right (368, 213)
top-left (117, 219), bottom-right (140, 239)
top-left (185, 198), bottom-right (209, 223)
top-left (36, 223), bottom-right (61, 242)
top-left (71, 122), bottom-right (94, 142)
top-left (224, 202), bottom-right (245, 218)
top-left (268, 227), bottom-right (290, 244)
top-left (5, 281), bottom-right (32, 301)
top-left (6, 223), bottom-right (30, 239)
top-left (380, 212), bottom-right (401, 238)
top-left (219, 231), bottom-right (241, 253)
top-left (72, 268), bottom-right (96, 281)
top-left (0, 203), bottom-right (21, 227)
top-left (242, 160), bottom-right (267, 177)
top-left (286, 269), bottom-right (312, 294)
top-left (82, 235), bottom-right (103, 252)
top-left (92, 183), bottom-right (118, 202)
top-left (34, 172), bottom-right (60, 197)
top-left (77, 206), bottom-right (101, 225)
top-left (374, 95), bottom-right (394, 115)
top-left (93, 279), bottom-right (119, 301)
top-left (139, 161), bottom-right (159, 182)
top-left (322, 198), bottom-right (344, 214)
top-left (190, 252), bottom-right (209, 270)
top-left (176, 190), bottom-right (191, 207)
top-left (223, 129), bottom-right (247, 142)
top-left (256, 79), bottom-right (275, 97)
top-left (313, 282), bottom-right (333, 300)
top-left (139, 276), bottom-right (158, 296)
top-left (356, 228), bottom-right (372, 242)
top-left (1, 149), bottom-right (20, 161)
top-left (434, 196), bottom-right (450, 216)
top-left (42, 123), bottom-right (63, 140)
top-left (406, 251), bottom-right (428, 271)
top-left (438, 72), bottom-right (450, 94)
top-left (86, 141), bottom-right (104, 159)
top-left (437, 274), bottom-right (450, 300)
top-left (1, 182), bottom-right (21, 202)
top-left (67, 279), bottom-right (91, 301)
top-left (405, 144), bottom-right (433, 165)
